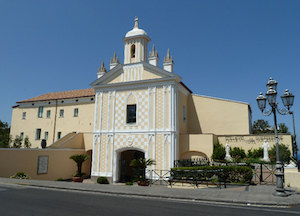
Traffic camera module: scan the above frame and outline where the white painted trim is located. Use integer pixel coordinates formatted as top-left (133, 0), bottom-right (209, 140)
top-left (108, 92), bottom-right (112, 131)
top-left (97, 135), bottom-right (101, 173)
top-left (153, 134), bottom-right (156, 170)
top-left (148, 88), bottom-right (151, 130)
top-left (99, 92), bottom-right (103, 132)
top-left (163, 86), bottom-right (166, 130)
top-left (91, 134), bottom-right (97, 174)
top-left (93, 129), bottom-right (174, 134)
top-left (147, 134), bottom-right (152, 159)
top-left (168, 134), bottom-right (172, 170)
top-left (110, 135), bottom-right (114, 175)
top-left (112, 91), bottom-right (116, 132)
top-left (163, 134), bottom-right (168, 170)
top-left (153, 87), bottom-right (156, 131)
top-left (169, 85), bottom-right (172, 131)
top-left (113, 150), bottom-right (117, 182)
top-left (93, 92), bottom-right (99, 132)
top-left (105, 135), bottom-right (111, 173)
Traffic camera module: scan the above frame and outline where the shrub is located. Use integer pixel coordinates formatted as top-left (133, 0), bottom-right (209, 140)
top-left (24, 136), bottom-right (31, 148)
top-left (11, 172), bottom-right (30, 179)
top-left (13, 135), bottom-right (22, 148)
top-left (212, 141), bottom-right (226, 161)
top-left (125, 181), bottom-right (133, 186)
top-left (97, 176), bottom-right (109, 184)
top-left (247, 148), bottom-right (263, 159)
top-left (230, 147), bottom-right (246, 162)
top-left (171, 165), bottom-right (253, 184)
top-left (269, 144), bottom-right (291, 164)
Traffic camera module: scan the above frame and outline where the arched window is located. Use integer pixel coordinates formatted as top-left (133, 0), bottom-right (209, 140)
top-left (131, 44), bottom-right (136, 58)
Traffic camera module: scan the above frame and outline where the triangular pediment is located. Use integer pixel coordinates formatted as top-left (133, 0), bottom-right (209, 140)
top-left (90, 62), bottom-right (181, 87)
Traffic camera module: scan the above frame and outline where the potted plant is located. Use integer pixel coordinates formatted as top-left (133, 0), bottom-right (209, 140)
top-left (130, 158), bottom-right (155, 186)
top-left (69, 154), bottom-right (89, 183)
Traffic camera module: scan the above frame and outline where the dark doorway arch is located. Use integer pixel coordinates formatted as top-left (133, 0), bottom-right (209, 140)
top-left (119, 150), bottom-right (144, 182)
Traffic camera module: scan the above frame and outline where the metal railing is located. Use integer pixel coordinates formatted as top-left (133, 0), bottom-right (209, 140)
top-left (174, 158), bottom-right (210, 167)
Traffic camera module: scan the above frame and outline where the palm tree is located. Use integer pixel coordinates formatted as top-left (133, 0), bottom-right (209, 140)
top-left (129, 158), bottom-right (156, 169)
top-left (130, 158), bottom-right (155, 182)
top-left (69, 154), bottom-right (89, 177)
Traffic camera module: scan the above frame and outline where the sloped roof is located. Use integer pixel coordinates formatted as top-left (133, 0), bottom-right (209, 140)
top-left (17, 88), bottom-right (95, 103)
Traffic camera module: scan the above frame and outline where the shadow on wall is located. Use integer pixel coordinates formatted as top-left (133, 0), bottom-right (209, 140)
top-left (188, 96), bottom-right (202, 134)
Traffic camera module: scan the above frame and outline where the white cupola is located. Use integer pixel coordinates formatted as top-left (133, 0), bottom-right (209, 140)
top-left (123, 17), bottom-right (151, 64)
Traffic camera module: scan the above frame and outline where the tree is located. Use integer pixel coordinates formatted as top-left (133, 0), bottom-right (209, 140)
top-left (230, 147), bottom-right (246, 162)
top-left (129, 158), bottom-right (156, 169)
top-left (12, 135), bottom-right (22, 148)
top-left (277, 123), bottom-right (289, 134)
top-left (269, 144), bottom-right (291, 164)
top-left (212, 141), bottom-right (226, 161)
top-left (0, 120), bottom-right (10, 148)
top-left (69, 154), bottom-right (89, 177)
top-left (252, 119), bottom-right (272, 134)
top-left (24, 136), bottom-right (31, 148)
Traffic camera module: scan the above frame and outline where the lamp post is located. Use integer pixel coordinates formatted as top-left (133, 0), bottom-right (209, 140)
top-left (281, 90), bottom-right (298, 167)
top-left (256, 77), bottom-right (294, 197)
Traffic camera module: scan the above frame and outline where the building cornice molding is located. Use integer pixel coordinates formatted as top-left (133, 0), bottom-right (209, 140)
top-left (93, 77), bottom-right (178, 92)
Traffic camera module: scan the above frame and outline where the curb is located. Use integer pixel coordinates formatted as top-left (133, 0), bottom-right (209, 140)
top-left (9, 181), bottom-right (299, 208)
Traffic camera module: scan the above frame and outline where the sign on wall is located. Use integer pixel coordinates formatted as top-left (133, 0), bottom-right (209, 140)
top-left (37, 155), bottom-right (49, 174)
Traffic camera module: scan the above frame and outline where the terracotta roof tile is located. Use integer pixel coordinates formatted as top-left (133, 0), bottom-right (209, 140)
top-left (17, 88), bottom-right (95, 103)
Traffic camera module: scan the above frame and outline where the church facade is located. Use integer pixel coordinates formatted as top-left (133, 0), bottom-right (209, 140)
top-left (89, 18), bottom-right (252, 182)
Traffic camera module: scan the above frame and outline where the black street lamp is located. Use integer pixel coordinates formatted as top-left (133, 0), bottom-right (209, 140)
top-left (256, 77), bottom-right (295, 197)
top-left (281, 90), bottom-right (298, 167)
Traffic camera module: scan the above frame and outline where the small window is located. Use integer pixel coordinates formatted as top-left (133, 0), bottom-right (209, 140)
top-left (127, 104), bottom-right (136, 124)
top-left (44, 131), bottom-right (48, 140)
top-left (57, 132), bottom-right (61, 140)
top-left (74, 108), bottom-right (78, 117)
top-left (38, 107), bottom-right (44, 118)
top-left (46, 110), bottom-right (51, 118)
top-left (131, 44), bottom-right (136, 58)
top-left (20, 132), bottom-right (24, 140)
top-left (22, 112), bottom-right (26, 120)
top-left (36, 129), bottom-right (41, 140)
top-left (59, 109), bottom-right (64, 118)
top-left (183, 106), bottom-right (187, 122)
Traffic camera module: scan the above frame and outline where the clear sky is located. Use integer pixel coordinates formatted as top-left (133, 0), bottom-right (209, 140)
top-left (1, 1), bottom-right (300, 156)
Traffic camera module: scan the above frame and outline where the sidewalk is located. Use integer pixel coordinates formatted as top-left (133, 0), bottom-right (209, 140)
top-left (0, 177), bottom-right (299, 208)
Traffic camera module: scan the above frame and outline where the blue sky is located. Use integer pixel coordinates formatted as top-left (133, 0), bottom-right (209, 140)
top-left (1, 1), bottom-right (300, 155)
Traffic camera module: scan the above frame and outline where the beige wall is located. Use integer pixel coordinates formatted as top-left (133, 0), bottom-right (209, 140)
top-left (285, 170), bottom-right (300, 189)
top-left (179, 134), bottom-right (217, 160)
top-left (0, 149), bottom-right (90, 180)
top-left (178, 90), bottom-right (188, 133)
top-left (10, 100), bottom-right (94, 149)
top-left (218, 134), bottom-right (293, 153)
top-left (188, 94), bottom-right (251, 135)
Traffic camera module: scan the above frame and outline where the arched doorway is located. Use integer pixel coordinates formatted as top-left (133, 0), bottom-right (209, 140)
top-left (119, 150), bottom-right (144, 182)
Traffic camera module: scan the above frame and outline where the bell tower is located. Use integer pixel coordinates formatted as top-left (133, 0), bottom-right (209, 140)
top-left (123, 17), bottom-right (151, 64)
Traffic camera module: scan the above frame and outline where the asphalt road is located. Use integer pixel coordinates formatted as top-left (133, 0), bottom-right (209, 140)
top-left (0, 183), bottom-right (299, 216)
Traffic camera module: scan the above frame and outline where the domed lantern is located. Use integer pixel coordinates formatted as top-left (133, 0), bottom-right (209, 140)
top-left (256, 92), bottom-right (266, 112)
top-left (266, 77), bottom-right (278, 92)
top-left (266, 86), bottom-right (277, 107)
top-left (281, 89), bottom-right (294, 110)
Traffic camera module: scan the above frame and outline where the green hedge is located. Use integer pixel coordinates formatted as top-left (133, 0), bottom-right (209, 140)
top-left (171, 165), bottom-right (253, 184)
